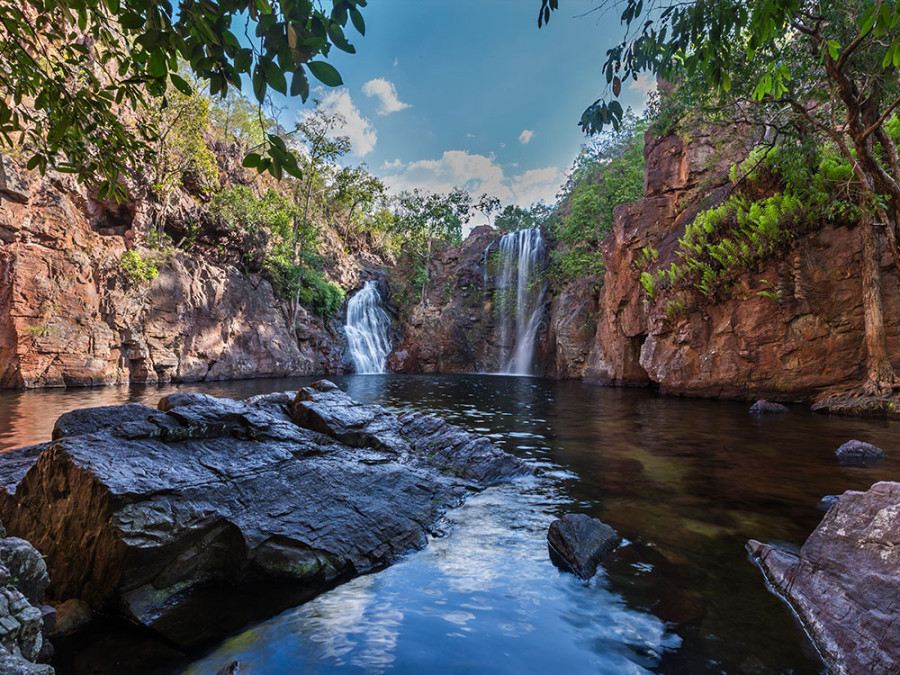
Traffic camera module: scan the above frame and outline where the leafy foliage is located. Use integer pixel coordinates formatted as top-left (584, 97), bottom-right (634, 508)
top-left (550, 114), bottom-right (647, 281)
top-left (118, 250), bottom-right (159, 284)
top-left (0, 0), bottom-right (370, 196)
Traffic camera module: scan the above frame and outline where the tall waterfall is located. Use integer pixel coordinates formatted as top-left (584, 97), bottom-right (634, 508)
top-left (344, 281), bottom-right (391, 374)
top-left (494, 228), bottom-right (548, 375)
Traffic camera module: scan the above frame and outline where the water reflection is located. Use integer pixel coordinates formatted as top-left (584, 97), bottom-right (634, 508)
top-left (2, 374), bottom-right (896, 673)
top-left (186, 481), bottom-right (679, 675)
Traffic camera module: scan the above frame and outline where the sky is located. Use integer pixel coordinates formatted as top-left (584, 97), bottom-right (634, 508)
top-left (272, 1), bottom-right (654, 220)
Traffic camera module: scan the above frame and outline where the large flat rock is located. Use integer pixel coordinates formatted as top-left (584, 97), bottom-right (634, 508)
top-left (0, 381), bottom-right (531, 646)
top-left (747, 481), bottom-right (900, 675)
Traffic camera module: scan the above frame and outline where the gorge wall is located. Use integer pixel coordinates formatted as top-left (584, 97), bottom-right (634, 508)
top-left (385, 125), bottom-right (900, 402)
top-left (0, 157), bottom-right (346, 389)
top-left (579, 129), bottom-right (900, 400)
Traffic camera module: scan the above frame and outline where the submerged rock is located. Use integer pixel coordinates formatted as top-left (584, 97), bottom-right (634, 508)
top-left (747, 481), bottom-right (900, 675)
top-left (0, 382), bottom-right (530, 647)
top-left (547, 514), bottom-right (621, 580)
top-left (835, 439), bottom-right (886, 465)
top-left (749, 400), bottom-right (789, 414)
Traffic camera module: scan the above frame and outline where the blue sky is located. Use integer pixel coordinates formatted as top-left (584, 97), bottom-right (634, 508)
top-left (275, 1), bottom-right (654, 212)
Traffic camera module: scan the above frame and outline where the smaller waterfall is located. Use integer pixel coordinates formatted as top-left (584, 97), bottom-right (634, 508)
top-left (345, 281), bottom-right (392, 374)
top-left (495, 228), bottom-right (548, 375)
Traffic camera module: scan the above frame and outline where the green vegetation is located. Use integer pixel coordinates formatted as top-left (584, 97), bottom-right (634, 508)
top-left (0, 0), bottom-right (371, 197)
top-left (549, 114), bottom-right (647, 282)
top-left (119, 250), bottom-right (160, 285)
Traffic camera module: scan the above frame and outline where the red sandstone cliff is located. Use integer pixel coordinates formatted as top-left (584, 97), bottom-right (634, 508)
top-left (569, 128), bottom-right (900, 400)
top-left (0, 157), bottom-right (344, 388)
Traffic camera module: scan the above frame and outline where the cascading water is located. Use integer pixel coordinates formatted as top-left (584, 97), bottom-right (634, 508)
top-left (344, 281), bottom-right (392, 374)
top-left (494, 228), bottom-right (548, 375)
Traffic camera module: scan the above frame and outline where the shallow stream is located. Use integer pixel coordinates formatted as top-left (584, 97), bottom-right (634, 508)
top-left (2, 374), bottom-right (897, 673)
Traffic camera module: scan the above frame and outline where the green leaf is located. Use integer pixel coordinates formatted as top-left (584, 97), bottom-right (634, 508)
top-left (307, 60), bottom-right (342, 86)
top-left (148, 50), bottom-right (167, 78)
top-left (827, 40), bottom-right (840, 61)
top-left (242, 153), bottom-right (261, 168)
top-left (169, 73), bottom-right (192, 95)
top-left (349, 7), bottom-right (365, 35)
top-left (290, 67), bottom-right (309, 99)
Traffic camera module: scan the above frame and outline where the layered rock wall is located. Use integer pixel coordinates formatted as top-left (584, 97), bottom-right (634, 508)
top-left (0, 159), bottom-right (343, 388)
top-left (573, 128), bottom-right (900, 399)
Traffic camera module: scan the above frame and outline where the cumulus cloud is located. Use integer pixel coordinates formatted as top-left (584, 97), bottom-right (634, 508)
top-left (300, 89), bottom-right (377, 156)
top-left (628, 72), bottom-right (657, 106)
top-left (383, 151), bottom-right (564, 209)
top-left (362, 78), bottom-right (411, 115)
top-left (518, 129), bottom-right (534, 144)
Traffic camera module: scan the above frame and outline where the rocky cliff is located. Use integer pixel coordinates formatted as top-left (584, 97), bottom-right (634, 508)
top-left (0, 156), bottom-right (347, 389)
top-left (542, 127), bottom-right (900, 400)
top-left (388, 225), bottom-right (507, 373)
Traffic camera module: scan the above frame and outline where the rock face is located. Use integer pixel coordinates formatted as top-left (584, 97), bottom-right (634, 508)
top-left (747, 481), bottom-right (900, 675)
top-left (389, 226), bottom-right (508, 373)
top-left (569, 127), bottom-right (900, 399)
top-left (0, 157), bottom-right (345, 389)
top-left (547, 513), bottom-right (621, 580)
top-left (0, 531), bottom-right (53, 674)
top-left (0, 382), bottom-right (531, 646)
top-left (835, 439), bottom-right (887, 465)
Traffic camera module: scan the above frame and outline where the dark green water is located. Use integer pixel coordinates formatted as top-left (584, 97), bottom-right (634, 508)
top-left (2, 374), bottom-right (897, 673)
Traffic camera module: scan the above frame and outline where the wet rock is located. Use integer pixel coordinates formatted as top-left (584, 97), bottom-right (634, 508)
top-left (48, 600), bottom-right (93, 637)
top-left (0, 539), bottom-right (49, 606)
top-left (747, 481), bottom-right (900, 675)
top-left (835, 439), bottom-right (886, 465)
top-left (0, 535), bottom-right (52, 674)
top-left (815, 495), bottom-right (840, 511)
top-left (0, 383), bottom-right (530, 647)
top-left (749, 400), bottom-right (789, 414)
top-left (547, 514), bottom-right (621, 580)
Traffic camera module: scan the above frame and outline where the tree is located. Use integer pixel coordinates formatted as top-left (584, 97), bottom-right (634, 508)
top-left (392, 188), bottom-right (475, 304)
top-left (542, 0), bottom-right (900, 395)
top-left (0, 0), bottom-right (369, 199)
top-left (333, 165), bottom-right (387, 239)
top-left (291, 101), bottom-right (352, 229)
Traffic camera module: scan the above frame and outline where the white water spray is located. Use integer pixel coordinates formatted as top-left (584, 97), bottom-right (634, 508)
top-left (344, 281), bottom-right (391, 374)
top-left (494, 228), bottom-right (548, 375)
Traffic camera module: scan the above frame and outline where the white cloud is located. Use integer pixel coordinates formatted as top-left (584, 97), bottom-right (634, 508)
top-left (383, 151), bottom-right (564, 210)
top-left (362, 78), bottom-right (411, 116)
top-left (628, 72), bottom-right (657, 107)
top-left (393, 57), bottom-right (399, 67)
top-left (381, 158), bottom-right (404, 170)
top-left (300, 89), bottom-right (377, 156)
top-left (518, 129), bottom-right (534, 144)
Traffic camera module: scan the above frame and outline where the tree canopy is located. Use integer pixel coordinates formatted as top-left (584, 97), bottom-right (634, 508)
top-left (0, 0), bottom-right (368, 199)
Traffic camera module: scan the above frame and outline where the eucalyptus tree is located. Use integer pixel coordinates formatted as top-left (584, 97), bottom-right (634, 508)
top-left (0, 0), bottom-right (368, 200)
top-left (541, 0), bottom-right (900, 394)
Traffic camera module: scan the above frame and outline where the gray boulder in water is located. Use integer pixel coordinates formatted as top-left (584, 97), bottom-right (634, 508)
top-left (835, 439), bottom-right (886, 465)
top-left (749, 399), bottom-right (789, 414)
top-left (547, 513), bottom-right (621, 580)
top-left (0, 381), bottom-right (532, 647)
top-left (748, 482), bottom-right (900, 675)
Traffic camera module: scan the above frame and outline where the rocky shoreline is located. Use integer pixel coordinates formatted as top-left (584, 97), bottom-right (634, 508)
top-left (0, 381), bottom-right (532, 670)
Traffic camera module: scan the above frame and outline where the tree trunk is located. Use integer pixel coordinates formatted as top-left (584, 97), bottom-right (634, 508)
top-left (859, 218), bottom-right (896, 394)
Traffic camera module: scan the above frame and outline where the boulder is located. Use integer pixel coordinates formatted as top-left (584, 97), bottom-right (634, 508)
top-left (547, 514), bottom-right (621, 580)
top-left (835, 439), bottom-right (886, 465)
top-left (0, 382), bottom-right (531, 647)
top-left (0, 536), bottom-right (53, 674)
top-left (747, 482), bottom-right (900, 675)
top-left (749, 400), bottom-right (789, 414)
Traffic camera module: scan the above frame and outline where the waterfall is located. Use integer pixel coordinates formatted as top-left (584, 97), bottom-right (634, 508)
top-left (494, 228), bottom-right (548, 375)
top-left (344, 281), bottom-right (392, 374)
